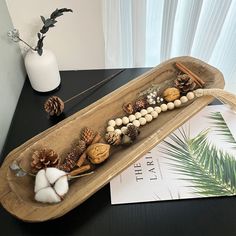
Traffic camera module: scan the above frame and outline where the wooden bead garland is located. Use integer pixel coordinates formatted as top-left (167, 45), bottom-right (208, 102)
top-left (105, 91), bottom-right (195, 144)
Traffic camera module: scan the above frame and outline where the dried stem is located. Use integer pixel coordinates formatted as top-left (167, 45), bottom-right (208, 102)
top-left (17, 36), bottom-right (36, 51)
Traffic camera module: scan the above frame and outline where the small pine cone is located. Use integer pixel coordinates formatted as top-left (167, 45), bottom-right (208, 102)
top-left (81, 127), bottom-right (95, 145)
top-left (75, 140), bottom-right (87, 155)
top-left (123, 103), bottom-right (134, 115)
top-left (31, 148), bottom-right (59, 173)
top-left (126, 124), bottom-right (140, 141)
top-left (60, 148), bottom-right (79, 172)
top-left (175, 74), bottom-right (196, 93)
top-left (105, 131), bottom-right (121, 146)
top-left (133, 98), bottom-right (147, 112)
top-left (44, 96), bottom-right (64, 116)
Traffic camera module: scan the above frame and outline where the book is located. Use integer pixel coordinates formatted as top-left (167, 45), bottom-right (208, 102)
top-left (110, 105), bottom-right (236, 204)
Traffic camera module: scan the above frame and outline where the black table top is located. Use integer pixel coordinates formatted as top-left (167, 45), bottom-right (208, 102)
top-left (1, 68), bottom-right (236, 236)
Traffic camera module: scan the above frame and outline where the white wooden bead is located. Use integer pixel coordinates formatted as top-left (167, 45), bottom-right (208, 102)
top-left (127, 123), bottom-right (133, 127)
top-left (186, 92), bottom-right (195, 100)
top-left (145, 114), bottom-right (153, 122)
top-left (129, 114), bottom-right (136, 122)
top-left (140, 109), bottom-right (148, 116)
top-left (160, 104), bottom-right (168, 112)
top-left (167, 102), bottom-right (175, 110)
top-left (154, 106), bottom-right (162, 113)
top-left (122, 116), bottom-right (129, 125)
top-left (135, 112), bottom-right (142, 119)
top-left (147, 107), bottom-right (154, 113)
top-left (151, 111), bottom-right (158, 118)
top-left (180, 96), bottom-right (188, 103)
top-left (115, 129), bottom-right (122, 135)
top-left (139, 117), bottom-right (147, 125)
top-left (108, 120), bottom-right (116, 127)
top-left (133, 120), bottom-right (140, 127)
top-left (174, 99), bottom-right (181, 107)
top-left (107, 126), bottom-right (114, 132)
top-left (115, 118), bottom-right (122, 126)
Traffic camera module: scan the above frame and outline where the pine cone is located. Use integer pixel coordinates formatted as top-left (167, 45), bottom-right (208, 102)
top-left (75, 140), bottom-right (87, 155)
top-left (133, 98), bottom-right (147, 112)
top-left (31, 148), bottom-right (59, 173)
top-left (105, 132), bottom-right (121, 146)
top-left (44, 96), bottom-right (64, 116)
top-left (126, 124), bottom-right (140, 141)
top-left (175, 74), bottom-right (196, 93)
top-left (123, 103), bottom-right (134, 115)
top-left (81, 127), bottom-right (95, 145)
top-left (60, 148), bottom-right (80, 172)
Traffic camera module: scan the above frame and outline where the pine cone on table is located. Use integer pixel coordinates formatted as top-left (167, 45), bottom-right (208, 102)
top-left (44, 96), bottom-right (64, 116)
top-left (31, 148), bottom-right (59, 173)
top-left (175, 74), bottom-right (196, 93)
top-left (81, 127), bottom-right (95, 145)
top-left (75, 140), bottom-right (87, 155)
top-left (123, 103), bottom-right (134, 115)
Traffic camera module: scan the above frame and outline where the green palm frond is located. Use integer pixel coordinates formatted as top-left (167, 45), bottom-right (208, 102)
top-left (207, 112), bottom-right (236, 149)
top-left (160, 128), bottom-right (236, 196)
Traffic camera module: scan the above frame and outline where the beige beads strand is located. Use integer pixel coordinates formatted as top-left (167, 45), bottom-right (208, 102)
top-left (106, 91), bottom-right (195, 134)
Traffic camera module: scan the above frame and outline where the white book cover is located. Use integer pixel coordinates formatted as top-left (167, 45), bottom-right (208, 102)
top-left (110, 105), bottom-right (236, 204)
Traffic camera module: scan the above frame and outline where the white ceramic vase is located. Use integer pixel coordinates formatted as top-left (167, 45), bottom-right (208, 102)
top-left (24, 49), bottom-right (61, 92)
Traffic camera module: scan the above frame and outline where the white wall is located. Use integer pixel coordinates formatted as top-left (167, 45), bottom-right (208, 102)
top-left (6, 0), bottom-right (105, 70)
top-left (0, 0), bottom-right (25, 156)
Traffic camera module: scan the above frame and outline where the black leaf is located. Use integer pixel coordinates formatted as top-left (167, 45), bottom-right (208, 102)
top-left (50, 8), bottom-right (59, 19)
top-left (37, 33), bottom-right (41, 39)
top-left (37, 48), bottom-right (43, 56)
top-left (40, 15), bottom-right (46, 23)
top-left (44, 19), bottom-right (54, 28)
top-left (40, 26), bottom-right (49, 34)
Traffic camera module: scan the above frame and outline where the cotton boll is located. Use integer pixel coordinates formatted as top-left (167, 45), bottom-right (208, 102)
top-left (54, 176), bottom-right (69, 196)
top-left (45, 167), bottom-right (67, 184)
top-left (34, 169), bottom-right (50, 193)
top-left (35, 187), bottom-right (61, 203)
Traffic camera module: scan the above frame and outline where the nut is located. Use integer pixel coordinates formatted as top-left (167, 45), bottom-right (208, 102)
top-left (86, 143), bottom-right (110, 164)
top-left (162, 87), bottom-right (180, 102)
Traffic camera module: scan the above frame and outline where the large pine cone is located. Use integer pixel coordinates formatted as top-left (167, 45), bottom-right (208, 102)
top-left (133, 98), bottom-right (147, 112)
top-left (31, 148), bottom-right (59, 173)
top-left (44, 96), bottom-right (64, 116)
top-left (175, 74), bottom-right (196, 93)
top-left (81, 127), bottom-right (95, 145)
top-left (126, 124), bottom-right (140, 141)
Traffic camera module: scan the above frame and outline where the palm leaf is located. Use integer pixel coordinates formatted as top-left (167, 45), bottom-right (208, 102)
top-left (207, 111), bottom-right (236, 149)
top-left (160, 128), bottom-right (236, 196)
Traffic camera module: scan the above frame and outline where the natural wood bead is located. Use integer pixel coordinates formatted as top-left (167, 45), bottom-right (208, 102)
top-left (129, 114), bottom-right (136, 122)
top-left (121, 126), bottom-right (128, 134)
top-left (167, 102), bottom-right (175, 110)
top-left (154, 106), bottom-right (162, 113)
top-left (186, 92), bottom-right (195, 100)
top-left (139, 117), bottom-right (147, 125)
top-left (115, 129), bottom-right (122, 135)
top-left (160, 104), bottom-right (168, 112)
top-left (151, 111), bottom-right (158, 118)
top-left (133, 119), bottom-right (140, 127)
top-left (147, 107), bottom-right (154, 113)
top-left (140, 109), bottom-right (148, 116)
top-left (174, 99), bottom-right (181, 107)
top-left (122, 117), bottom-right (129, 125)
top-left (107, 126), bottom-right (114, 132)
top-left (180, 96), bottom-right (188, 103)
top-left (145, 114), bottom-right (153, 122)
top-left (108, 120), bottom-right (116, 127)
top-left (115, 118), bottom-right (122, 126)
top-left (135, 112), bottom-right (142, 119)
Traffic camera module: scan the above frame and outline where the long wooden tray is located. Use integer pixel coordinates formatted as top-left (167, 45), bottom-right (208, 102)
top-left (0, 57), bottom-right (224, 222)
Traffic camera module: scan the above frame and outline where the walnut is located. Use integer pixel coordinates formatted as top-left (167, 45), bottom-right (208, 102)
top-left (162, 87), bottom-right (180, 102)
top-left (86, 143), bottom-right (110, 164)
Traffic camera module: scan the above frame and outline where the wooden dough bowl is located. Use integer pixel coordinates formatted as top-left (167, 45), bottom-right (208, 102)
top-left (0, 57), bottom-right (224, 222)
